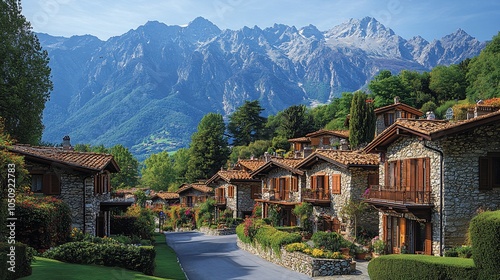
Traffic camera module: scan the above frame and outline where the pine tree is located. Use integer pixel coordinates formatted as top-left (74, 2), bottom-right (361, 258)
top-left (0, 1), bottom-right (53, 144)
top-left (228, 100), bottom-right (266, 146)
top-left (186, 113), bottom-right (229, 182)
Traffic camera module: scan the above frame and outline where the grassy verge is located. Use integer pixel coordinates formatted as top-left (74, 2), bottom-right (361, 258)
top-left (20, 257), bottom-right (164, 280)
top-left (21, 233), bottom-right (185, 280)
top-left (153, 233), bottom-right (186, 280)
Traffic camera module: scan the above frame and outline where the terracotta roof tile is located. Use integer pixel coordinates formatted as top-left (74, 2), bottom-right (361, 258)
top-left (274, 158), bottom-right (304, 168)
top-left (152, 192), bottom-right (179, 200)
top-left (236, 159), bottom-right (267, 172)
top-left (313, 150), bottom-right (379, 166)
top-left (288, 136), bottom-right (310, 143)
top-left (177, 183), bottom-right (213, 194)
top-left (305, 129), bottom-right (350, 138)
top-left (218, 170), bottom-right (253, 181)
top-left (8, 145), bottom-right (119, 172)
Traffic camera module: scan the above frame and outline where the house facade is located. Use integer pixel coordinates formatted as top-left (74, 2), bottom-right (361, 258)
top-left (251, 158), bottom-right (304, 226)
top-left (9, 143), bottom-right (121, 237)
top-left (373, 98), bottom-right (423, 136)
top-left (207, 159), bottom-right (265, 219)
top-left (296, 150), bottom-right (379, 236)
top-left (364, 110), bottom-right (500, 256)
top-left (150, 192), bottom-right (180, 210)
top-left (289, 129), bottom-right (350, 158)
top-left (177, 183), bottom-right (213, 208)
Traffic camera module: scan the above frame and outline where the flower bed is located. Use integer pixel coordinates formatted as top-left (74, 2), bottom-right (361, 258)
top-left (237, 239), bottom-right (352, 276)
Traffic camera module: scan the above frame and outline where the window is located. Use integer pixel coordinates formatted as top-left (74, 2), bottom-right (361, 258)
top-left (31, 175), bottom-right (43, 192)
top-left (479, 153), bottom-right (500, 190)
top-left (384, 113), bottom-right (395, 126)
top-left (384, 157), bottom-right (431, 197)
top-left (322, 137), bottom-right (330, 145)
top-left (94, 172), bottom-right (110, 194)
top-left (251, 185), bottom-right (261, 199)
top-left (31, 173), bottom-right (60, 194)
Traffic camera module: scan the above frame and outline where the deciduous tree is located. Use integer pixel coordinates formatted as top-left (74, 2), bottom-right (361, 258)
top-left (109, 144), bottom-right (139, 189)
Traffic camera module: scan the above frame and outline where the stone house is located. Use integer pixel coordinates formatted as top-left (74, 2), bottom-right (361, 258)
top-left (9, 143), bottom-right (121, 237)
top-left (364, 109), bottom-right (500, 256)
top-left (372, 98), bottom-right (423, 136)
top-left (206, 159), bottom-right (266, 219)
top-left (251, 158), bottom-right (305, 226)
top-left (289, 129), bottom-right (350, 158)
top-left (177, 183), bottom-right (213, 208)
top-left (150, 191), bottom-right (180, 209)
top-left (296, 150), bottom-right (379, 236)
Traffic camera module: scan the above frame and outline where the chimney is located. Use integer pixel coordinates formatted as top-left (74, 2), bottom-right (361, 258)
top-left (62, 135), bottom-right (72, 150)
top-left (264, 152), bottom-right (271, 162)
top-left (426, 111), bottom-right (436, 120)
top-left (394, 96), bottom-right (400, 104)
top-left (339, 139), bottom-right (349, 151)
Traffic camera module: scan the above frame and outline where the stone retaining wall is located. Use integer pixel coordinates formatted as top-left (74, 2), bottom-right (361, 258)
top-left (198, 227), bottom-right (236, 236)
top-left (236, 239), bottom-right (352, 277)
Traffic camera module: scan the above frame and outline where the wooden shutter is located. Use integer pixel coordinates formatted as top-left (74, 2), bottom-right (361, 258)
top-left (395, 160), bottom-right (401, 190)
top-left (311, 175), bottom-right (317, 190)
top-left (332, 174), bottom-right (341, 194)
top-left (402, 159), bottom-right (410, 191)
top-left (424, 222), bottom-right (432, 255)
top-left (323, 175), bottom-right (329, 198)
top-left (382, 215), bottom-right (388, 242)
top-left (291, 177), bottom-right (298, 192)
top-left (479, 157), bottom-right (490, 190)
top-left (384, 161), bottom-right (389, 187)
top-left (43, 173), bottom-right (60, 195)
top-left (425, 157), bottom-right (431, 192)
top-left (368, 173), bottom-right (379, 188)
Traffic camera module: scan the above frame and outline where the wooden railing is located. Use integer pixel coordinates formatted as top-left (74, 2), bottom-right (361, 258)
top-left (302, 189), bottom-right (331, 201)
top-left (366, 185), bottom-right (432, 205)
top-left (215, 196), bottom-right (226, 205)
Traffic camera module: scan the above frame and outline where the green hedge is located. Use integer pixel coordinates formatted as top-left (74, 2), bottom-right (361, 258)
top-left (367, 255), bottom-right (477, 280)
top-left (15, 196), bottom-right (71, 250)
top-left (42, 241), bottom-right (155, 275)
top-left (469, 210), bottom-right (500, 280)
top-left (0, 243), bottom-right (33, 280)
top-left (111, 215), bottom-right (154, 240)
top-left (311, 231), bottom-right (352, 252)
top-left (236, 220), bottom-right (302, 254)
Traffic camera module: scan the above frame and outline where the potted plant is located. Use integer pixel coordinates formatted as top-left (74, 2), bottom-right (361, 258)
top-left (372, 237), bottom-right (386, 256)
top-left (354, 246), bottom-right (370, 260)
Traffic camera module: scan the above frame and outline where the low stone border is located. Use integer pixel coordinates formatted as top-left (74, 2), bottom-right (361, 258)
top-left (237, 239), bottom-right (353, 277)
top-left (198, 226), bottom-right (236, 236)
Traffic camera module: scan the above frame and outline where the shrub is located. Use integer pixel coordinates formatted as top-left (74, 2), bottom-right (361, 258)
top-left (42, 241), bottom-right (155, 275)
top-left (254, 225), bottom-right (302, 254)
top-left (368, 254), bottom-right (477, 280)
top-left (285, 242), bottom-right (310, 252)
top-left (469, 210), bottom-right (500, 277)
top-left (444, 247), bottom-right (459, 257)
top-left (0, 243), bottom-right (33, 280)
top-left (15, 196), bottom-right (71, 250)
top-left (311, 231), bottom-right (344, 252)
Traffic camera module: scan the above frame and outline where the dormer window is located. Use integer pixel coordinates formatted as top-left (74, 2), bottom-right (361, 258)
top-left (384, 113), bottom-right (395, 126)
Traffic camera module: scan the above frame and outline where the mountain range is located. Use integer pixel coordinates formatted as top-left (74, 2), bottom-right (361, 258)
top-left (39, 16), bottom-right (486, 161)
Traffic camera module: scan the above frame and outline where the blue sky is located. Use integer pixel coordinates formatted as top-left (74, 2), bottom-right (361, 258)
top-left (22, 0), bottom-right (499, 42)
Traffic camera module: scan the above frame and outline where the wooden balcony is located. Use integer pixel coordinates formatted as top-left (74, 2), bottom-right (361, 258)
top-left (364, 185), bottom-right (433, 221)
top-left (302, 189), bottom-right (331, 206)
top-left (215, 196), bottom-right (226, 207)
top-left (365, 186), bottom-right (432, 205)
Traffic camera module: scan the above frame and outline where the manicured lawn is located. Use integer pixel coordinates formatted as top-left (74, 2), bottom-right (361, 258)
top-left (21, 233), bottom-right (186, 280)
top-left (153, 233), bottom-right (187, 280)
top-left (21, 257), bottom-right (164, 280)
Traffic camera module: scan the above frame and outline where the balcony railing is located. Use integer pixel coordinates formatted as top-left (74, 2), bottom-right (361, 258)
top-left (365, 185), bottom-right (432, 205)
top-left (302, 189), bottom-right (331, 201)
top-left (215, 196), bottom-right (226, 205)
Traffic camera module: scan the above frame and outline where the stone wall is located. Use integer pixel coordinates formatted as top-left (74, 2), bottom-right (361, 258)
top-left (237, 239), bottom-right (352, 276)
top-left (58, 171), bottom-right (86, 231)
top-left (237, 182), bottom-right (258, 217)
top-left (198, 226), bottom-right (236, 236)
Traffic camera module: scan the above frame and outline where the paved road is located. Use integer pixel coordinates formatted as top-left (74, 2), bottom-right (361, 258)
top-left (165, 232), bottom-right (312, 280)
top-left (164, 232), bottom-right (370, 280)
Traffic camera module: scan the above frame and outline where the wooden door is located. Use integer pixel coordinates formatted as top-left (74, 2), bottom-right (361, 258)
top-left (424, 222), bottom-right (432, 255)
